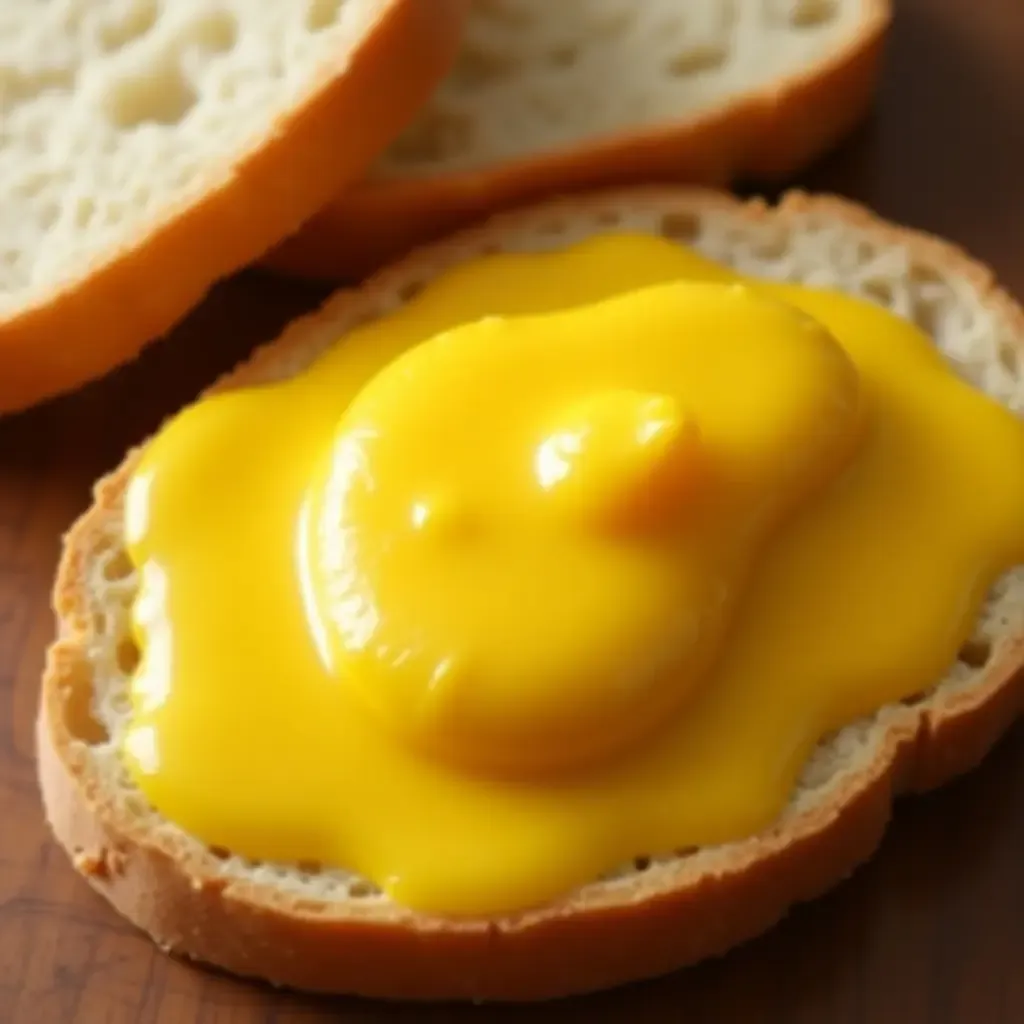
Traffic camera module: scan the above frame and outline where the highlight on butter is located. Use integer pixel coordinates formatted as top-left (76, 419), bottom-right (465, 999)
top-left (121, 233), bottom-right (1024, 917)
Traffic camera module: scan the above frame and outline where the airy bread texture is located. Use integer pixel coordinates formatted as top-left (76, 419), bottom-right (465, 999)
top-left (267, 0), bottom-right (890, 279)
top-left (0, 0), bottom-right (466, 412)
top-left (39, 189), bottom-right (1024, 1002)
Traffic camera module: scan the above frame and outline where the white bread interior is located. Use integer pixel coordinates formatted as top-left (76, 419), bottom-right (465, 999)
top-left (266, 0), bottom-right (890, 279)
top-left (0, 0), bottom-right (466, 410)
top-left (381, 0), bottom-right (877, 175)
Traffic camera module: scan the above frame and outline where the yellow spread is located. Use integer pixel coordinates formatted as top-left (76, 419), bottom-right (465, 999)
top-left (123, 235), bottom-right (1024, 916)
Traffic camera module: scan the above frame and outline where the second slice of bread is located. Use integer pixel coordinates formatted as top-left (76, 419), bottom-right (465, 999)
top-left (0, 0), bottom-right (466, 412)
top-left (268, 0), bottom-right (890, 280)
top-left (39, 188), bottom-right (1024, 1002)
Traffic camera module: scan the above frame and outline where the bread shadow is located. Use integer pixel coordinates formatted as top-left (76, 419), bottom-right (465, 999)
top-left (0, 270), bottom-right (326, 490)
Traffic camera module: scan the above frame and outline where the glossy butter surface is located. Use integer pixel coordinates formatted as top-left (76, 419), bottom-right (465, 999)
top-left (307, 282), bottom-right (863, 776)
top-left (124, 235), bottom-right (1024, 916)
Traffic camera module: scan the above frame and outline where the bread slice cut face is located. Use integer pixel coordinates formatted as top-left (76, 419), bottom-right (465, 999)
top-left (0, 0), bottom-right (467, 411)
top-left (267, 0), bottom-right (890, 279)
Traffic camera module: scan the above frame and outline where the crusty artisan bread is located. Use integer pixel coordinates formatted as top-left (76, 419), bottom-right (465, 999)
top-left (0, 0), bottom-right (466, 413)
top-left (267, 0), bottom-right (890, 280)
top-left (39, 189), bottom-right (1024, 1002)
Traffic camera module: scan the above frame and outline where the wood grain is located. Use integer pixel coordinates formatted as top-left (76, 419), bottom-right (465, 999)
top-left (3, 0), bottom-right (1024, 1019)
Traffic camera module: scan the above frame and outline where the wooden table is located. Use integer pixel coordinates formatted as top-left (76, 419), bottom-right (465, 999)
top-left (3, 0), bottom-right (1024, 1020)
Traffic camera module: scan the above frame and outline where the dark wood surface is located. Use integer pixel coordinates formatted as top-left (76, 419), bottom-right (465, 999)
top-left (3, 1), bottom-right (1024, 1020)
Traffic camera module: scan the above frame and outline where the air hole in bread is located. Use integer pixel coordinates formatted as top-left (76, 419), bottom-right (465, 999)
top-left (0, 67), bottom-right (76, 109)
top-left (185, 11), bottom-right (239, 53)
top-left (104, 60), bottom-right (198, 129)
top-left (451, 45), bottom-right (518, 89)
top-left (347, 879), bottom-right (381, 899)
top-left (105, 200), bottom-right (127, 225)
top-left (958, 637), bottom-right (993, 669)
top-left (73, 197), bottom-right (97, 230)
top-left (101, 550), bottom-right (135, 583)
top-left (116, 638), bottom-right (140, 677)
top-left (38, 203), bottom-right (60, 231)
top-left (547, 45), bottom-right (580, 70)
top-left (307, 0), bottom-right (345, 33)
top-left (998, 345), bottom-right (1020, 379)
top-left (909, 263), bottom-right (946, 289)
top-left (911, 296), bottom-right (941, 339)
top-left (102, 11), bottom-right (237, 130)
top-left (659, 210), bottom-right (700, 243)
top-left (60, 679), bottom-right (110, 746)
top-left (860, 277), bottom-right (896, 308)
top-left (667, 44), bottom-right (728, 77)
top-left (208, 845), bottom-right (231, 860)
top-left (121, 793), bottom-right (148, 817)
top-left (98, 0), bottom-right (160, 52)
top-left (60, 6), bottom-right (86, 35)
top-left (748, 234), bottom-right (789, 261)
top-left (14, 175), bottom-right (48, 201)
top-left (852, 241), bottom-right (877, 264)
top-left (63, 194), bottom-right (94, 229)
top-left (778, 0), bottom-right (839, 28)
top-left (633, 855), bottom-right (651, 872)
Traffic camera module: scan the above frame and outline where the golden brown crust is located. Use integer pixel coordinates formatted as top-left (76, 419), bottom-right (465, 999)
top-left (37, 188), bottom-right (1024, 1002)
top-left (264, 1), bottom-right (891, 281)
top-left (0, 0), bottom-right (469, 414)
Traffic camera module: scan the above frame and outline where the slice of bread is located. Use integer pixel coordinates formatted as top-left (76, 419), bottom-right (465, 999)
top-left (266, 0), bottom-right (890, 280)
top-left (0, 0), bottom-right (466, 413)
top-left (38, 189), bottom-right (1024, 1002)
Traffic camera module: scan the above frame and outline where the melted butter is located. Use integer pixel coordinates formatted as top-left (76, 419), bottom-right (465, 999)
top-left (123, 235), bottom-right (1024, 916)
top-left (307, 284), bottom-right (863, 777)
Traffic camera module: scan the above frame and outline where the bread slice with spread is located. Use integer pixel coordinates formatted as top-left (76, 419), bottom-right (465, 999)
top-left (39, 189), bottom-right (1024, 1002)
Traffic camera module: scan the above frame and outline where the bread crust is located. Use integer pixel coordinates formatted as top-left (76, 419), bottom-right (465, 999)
top-left (37, 189), bottom-right (1024, 1002)
top-left (0, 0), bottom-right (469, 414)
top-left (264, 1), bottom-right (891, 281)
